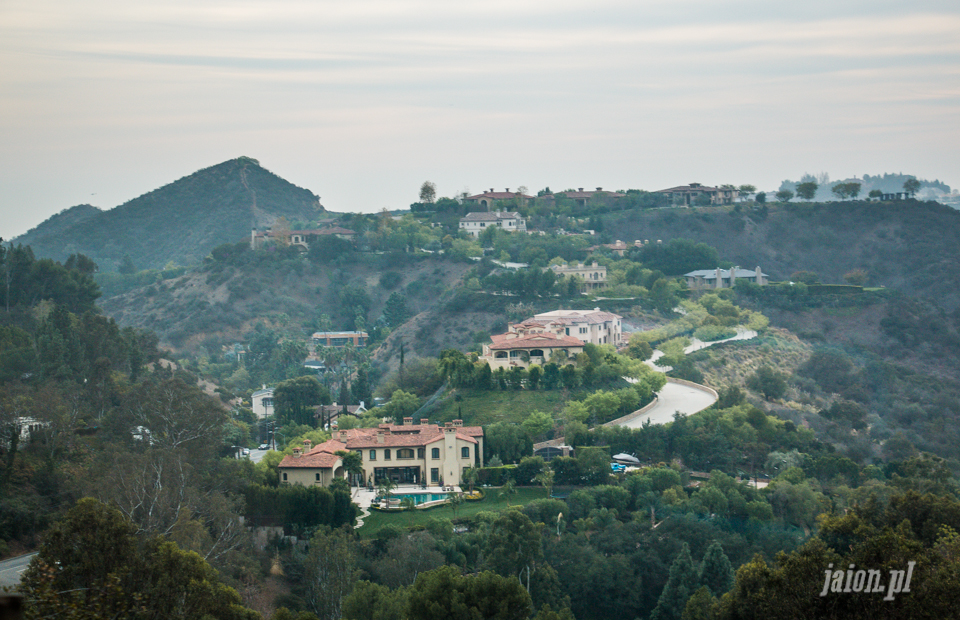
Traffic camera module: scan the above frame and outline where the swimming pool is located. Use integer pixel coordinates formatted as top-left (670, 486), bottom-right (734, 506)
top-left (379, 492), bottom-right (451, 505)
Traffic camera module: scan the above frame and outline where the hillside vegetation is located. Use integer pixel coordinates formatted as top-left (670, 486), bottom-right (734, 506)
top-left (13, 157), bottom-right (324, 271)
top-left (599, 200), bottom-right (960, 309)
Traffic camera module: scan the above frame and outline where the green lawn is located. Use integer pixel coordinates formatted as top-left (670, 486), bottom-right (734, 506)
top-left (356, 487), bottom-right (549, 538)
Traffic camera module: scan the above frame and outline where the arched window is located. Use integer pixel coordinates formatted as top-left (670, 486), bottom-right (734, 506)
top-left (495, 352), bottom-right (508, 358)
top-left (461, 447), bottom-right (470, 459)
top-left (530, 349), bottom-right (544, 357)
top-left (432, 447), bottom-right (440, 459)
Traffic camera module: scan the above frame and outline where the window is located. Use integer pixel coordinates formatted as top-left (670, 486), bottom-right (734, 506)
top-left (398, 449), bottom-right (414, 459)
top-left (282, 472), bottom-right (288, 481)
top-left (431, 468), bottom-right (440, 483)
top-left (432, 447), bottom-right (440, 459)
top-left (461, 447), bottom-right (470, 459)
top-left (384, 449), bottom-right (391, 460)
top-left (369, 450), bottom-right (377, 460)
top-left (356, 450), bottom-right (363, 460)
top-left (495, 352), bottom-right (507, 358)
top-left (509, 351), bottom-right (520, 358)
top-left (315, 473), bottom-right (321, 481)
top-left (417, 448), bottom-right (424, 459)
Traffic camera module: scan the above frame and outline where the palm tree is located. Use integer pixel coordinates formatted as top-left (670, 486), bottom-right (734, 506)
top-left (498, 480), bottom-right (517, 506)
top-left (534, 469), bottom-right (555, 499)
top-left (463, 467), bottom-right (479, 495)
top-left (377, 477), bottom-right (397, 507)
top-left (448, 492), bottom-right (464, 518)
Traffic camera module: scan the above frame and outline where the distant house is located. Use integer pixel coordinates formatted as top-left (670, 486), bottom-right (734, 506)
top-left (458, 211), bottom-right (527, 237)
top-left (548, 262), bottom-right (607, 291)
top-left (317, 402), bottom-right (368, 426)
top-left (654, 183), bottom-right (738, 206)
top-left (588, 239), bottom-right (651, 257)
top-left (277, 419), bottom-right (484, 488)
top-left (462, 188), bottom-right (534, 210)
top-left (536, 187), bottom-right (624, 209)
top-left (250, 226), bottom-right (356, 250)
top-left (684, 266), bottom-right (767, 290)
top-left (312, 331), bottom-right (368, 347)
top-left (251, 386), bottom-right (274, 419)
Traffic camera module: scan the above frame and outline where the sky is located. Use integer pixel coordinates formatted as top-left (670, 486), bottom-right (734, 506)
top-left (2, 0), bottom-right (958, 238)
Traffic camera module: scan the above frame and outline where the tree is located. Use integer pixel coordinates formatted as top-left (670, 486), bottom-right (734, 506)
top-left (118, 254), bottom-right (137, 274)
top-left (382, 389), bottom-right (420, 425)
top-left (304, 526), bottom-right (356, 620)
top-left (775, 189), bottom-right (794, 203)
top-left (699, 541), bottom-right (734, 596)
top-left (868, 189), bottom-right (883, 199)
top-left (337, 450), bottom-right (364, 487)
top-left (903, 178), bottom-right (921, 197)
top-left (651, 543), bottom-right (700, 620)
top-left (275, 376), bottom-right (332, 427)
top-left (746, 366), bottom-right (787, 401)
top-left (737, 185), bottom-right (755, 201)
top-left (844, 269), bottom-right (868, 286)
top-left (419, 181), bottom-right (437, 204)
top-left (795, 181), bottom-right (818, 200)
top-left (831, 182), bottom-right (861, 200)
top-left (484, 510), bottom-right (543, 590)
top-left (382, 292), bottom-right (408, 328)
top-left (21, 498), bottom-right (257, 620)
top-left (407, 566), bottom-right (532, 620)
top-left (755, 192), bottom-right (766, 204)
top-left (521, 410), bottom-right (554, 441)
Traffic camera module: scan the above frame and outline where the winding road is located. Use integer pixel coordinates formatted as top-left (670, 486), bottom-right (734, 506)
top-left (614, 329), bottom-right (757, 428)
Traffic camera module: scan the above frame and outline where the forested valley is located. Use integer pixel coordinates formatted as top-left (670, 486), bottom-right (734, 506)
top-left (3, 170), bottom-right (960, 620)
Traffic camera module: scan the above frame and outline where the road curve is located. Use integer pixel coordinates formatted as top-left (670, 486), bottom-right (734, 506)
top-left (616, 329), bottom-right (758, 428)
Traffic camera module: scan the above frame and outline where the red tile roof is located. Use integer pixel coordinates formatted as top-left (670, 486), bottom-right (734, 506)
top-left (488, 332), bottom-right (585, 351)
top-left (465, 192), bottom-right (533, 200)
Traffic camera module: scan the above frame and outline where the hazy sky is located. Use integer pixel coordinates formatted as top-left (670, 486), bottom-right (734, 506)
top-left (2, 0), bottom-right (958, 238)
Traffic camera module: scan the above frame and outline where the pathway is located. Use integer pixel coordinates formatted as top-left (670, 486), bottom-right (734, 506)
top-left (614, 329), bottom-right (758, 428)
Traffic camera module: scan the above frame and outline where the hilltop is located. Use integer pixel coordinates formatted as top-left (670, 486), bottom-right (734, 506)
top-left (598, 199), bottom-right (960, 309)
top-left (13, 157), bottom-right (324, 271)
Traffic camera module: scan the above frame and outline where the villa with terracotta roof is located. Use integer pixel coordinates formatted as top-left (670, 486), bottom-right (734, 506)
top-left (479, 307), bottom-right (623, 370)
top-left (277, 419), bottom-right (483, 488)
top-left (462, 188), bottom-right (534, 210)
top-left (536, 187), bottom-right (625, 209)
top-left (458, 210), bottom-right (527, 237)
top-left (526, 308), bottom-right (623, 346)
top-left (654, 183), bottom-right (738, 206)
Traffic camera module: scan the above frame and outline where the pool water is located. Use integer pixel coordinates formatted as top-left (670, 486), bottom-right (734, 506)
top-left (380, 492), bottom-right (450, 505)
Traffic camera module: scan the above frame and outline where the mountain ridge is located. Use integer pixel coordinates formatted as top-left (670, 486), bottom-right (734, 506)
top-left (13, 157), bottom-right (324, 271)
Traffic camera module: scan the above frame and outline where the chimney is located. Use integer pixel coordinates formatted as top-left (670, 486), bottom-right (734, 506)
top-left (303, 439), bottom-right (312, 451)
top-left (403, 417), bottom-right (413, 426)
top-left (596, 187), bottom-right (602, 192)
top-left (452, 419), bottom-right (463, 427)
top-left (377, 430), bottom-right (385, 444)
top-left (505, 188), bottom-right (510, 192)
top-left (339, 430), bottom-right (348, 441)
top-left (293, 446), bottom-right (302, 458)
top-left (444, 424), bottom-right (456, 434)
top-left (578, 188), bottom-right (584, 192)
top-left (420, 418), bottom-right (429, 426)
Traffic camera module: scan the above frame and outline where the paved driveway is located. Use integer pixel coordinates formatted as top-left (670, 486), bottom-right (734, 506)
top-left (0, 553), bottom-right (37, 589)
top-left (615, 329), bottom-right (758, 428)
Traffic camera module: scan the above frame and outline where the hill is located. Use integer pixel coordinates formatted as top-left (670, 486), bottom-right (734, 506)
top-left (12, 203), bottom-right (102, 244)
top-left (13, 157), bottom-right (324, 271)
top-left (599, 199), bottom-right (960, 309)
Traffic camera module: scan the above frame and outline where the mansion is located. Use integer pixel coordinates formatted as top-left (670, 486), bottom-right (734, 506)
top-left (479, 308), bottom-right (623, 370)
top-left (277, 419), bottom-right (484, 488)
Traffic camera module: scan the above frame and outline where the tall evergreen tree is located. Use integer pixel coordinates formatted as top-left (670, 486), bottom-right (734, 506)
top-left (651, 542), bottom-right (700, 620)
top-left (699, 541), bottom-right (734, 596)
